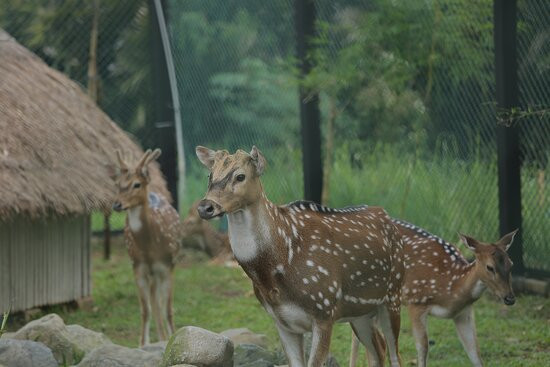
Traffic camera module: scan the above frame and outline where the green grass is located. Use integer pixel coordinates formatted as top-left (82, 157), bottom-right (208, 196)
top-left (9, 237), bottom-right (550, 366)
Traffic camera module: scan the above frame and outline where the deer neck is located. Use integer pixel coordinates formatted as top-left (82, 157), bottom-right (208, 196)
top-left (452, 261), bottom-right (486, 303)
top-left (127, 196), bottom-right (150, 234)
top-left (226, 194), bottom-right (282, 264)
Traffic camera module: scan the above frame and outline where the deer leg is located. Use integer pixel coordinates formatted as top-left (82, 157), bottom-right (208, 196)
top-left (377, 305), bottom-right (402, 367)
top-left (350, 315), bottom-right (384, 367)
top-left (408, 305), bottom-right (429, 367)
top-left (165, 270), bottom-right (175, 336)
top-left (134, 263), bottom-right (152, 346)
top-left (453, 305), bottom-right (483, 367)
top-left (151, 263), bottom-right (170, 341)
top-left (307, 320), bottom-right (333, 367)
top-left (349, 331), bottom-right (360, 367)
top-left (275, 323), bottom-right (306, 367)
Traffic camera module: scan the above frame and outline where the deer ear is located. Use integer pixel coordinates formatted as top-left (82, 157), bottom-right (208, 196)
top-left (459, 233), bottom-right (480, 252)
top-left (250, 145), bottom-right (266, 176)
top-left (148, 148), bottom-right (161, 163)
top-left (196, 146), bottom-right (216, 170)
top-left (496, 229), bottom-right (518, 252)
top-left (115, 150), bottom-right (128, 171)
top-left (105, 164), bottom-right (120, 180)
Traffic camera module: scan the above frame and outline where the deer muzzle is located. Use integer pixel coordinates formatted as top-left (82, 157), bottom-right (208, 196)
top-left (503, 293), bottom-right (516, 305)
top-left (197, 199), bottom-right (223, 219)
top-left (112, 201), bottom-right (124, 212)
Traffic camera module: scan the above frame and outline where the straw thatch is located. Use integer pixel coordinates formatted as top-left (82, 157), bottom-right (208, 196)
top-left (0, 29), bottom-right (171, 219)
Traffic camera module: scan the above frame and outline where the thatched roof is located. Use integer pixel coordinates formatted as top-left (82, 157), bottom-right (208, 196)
top-left (0, 29), bottom-right (171, 219)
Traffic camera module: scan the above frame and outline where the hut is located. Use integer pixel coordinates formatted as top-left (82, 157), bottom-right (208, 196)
top-left (0, 29), bottom-right (170, 313)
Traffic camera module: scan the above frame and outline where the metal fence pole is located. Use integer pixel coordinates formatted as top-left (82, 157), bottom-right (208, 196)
top-left (494, 0), bottom-right (524, 274)
top-left (150, 0), bottom-right (185, 210)
top-left (295, 0), bottom-right (323, 203)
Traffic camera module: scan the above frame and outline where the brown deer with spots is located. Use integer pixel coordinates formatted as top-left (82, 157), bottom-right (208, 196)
top-left (111, 149), bottom-right (182, 346)
top-left (196, 146), bottom-right (405, 367)
top-left (350, 220), bottom-right (517, 367)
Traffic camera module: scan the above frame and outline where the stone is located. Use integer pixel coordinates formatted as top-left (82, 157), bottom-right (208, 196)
top-left (220, 328), bottom-right (269, 348)
top-left (234, 343), bottom-right (286, 367)
top-left (141, 340), bottom-right (168, 355)
top-left (8, 313), bottom-right (85, 365)
top-left (67, 324), bottom-right (112, 354)
top-left (0, 339), bottom-right (57, 367)
top-left (76, 343), bottom-right (162, 367)
top-left (161, 326), bottom-right (233, 367)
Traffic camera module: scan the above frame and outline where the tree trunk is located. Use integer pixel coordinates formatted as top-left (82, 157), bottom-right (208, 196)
top-left (87, 0), bottom-right (110, 261)
top-left (321, 97), bottom-right (336, 205)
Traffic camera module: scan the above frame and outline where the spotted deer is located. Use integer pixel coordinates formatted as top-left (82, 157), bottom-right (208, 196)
top-left (195, 146), bottom-right (405, 367)
top-left (111, 149), bottom-right (182, 346)
top-left (350, 220), bottom-right (517, 367)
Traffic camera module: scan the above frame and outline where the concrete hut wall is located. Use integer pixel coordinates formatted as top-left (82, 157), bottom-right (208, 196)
top-left (0, 214), bottom-right (91, 313)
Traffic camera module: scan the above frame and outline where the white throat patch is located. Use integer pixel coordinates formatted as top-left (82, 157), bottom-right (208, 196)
top-left (227, 209), bottom-right (270, 262)
top-left (128, 205), bottom-right (143, 232)
top-left (471, 280), bottom-right (486, 299)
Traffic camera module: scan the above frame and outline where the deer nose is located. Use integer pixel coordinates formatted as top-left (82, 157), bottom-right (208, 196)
top-left (503, 294), bottom-right (516, 305)
top-left (197, 199), bottom-right (216, 219)
top-left (112, 201), bottom-right (123, 212)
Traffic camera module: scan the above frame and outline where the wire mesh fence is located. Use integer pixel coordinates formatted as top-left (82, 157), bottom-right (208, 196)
top-left (0, 0), bottom-right (548, 274)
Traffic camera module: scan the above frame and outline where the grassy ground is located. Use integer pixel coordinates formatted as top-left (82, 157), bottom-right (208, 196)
top-left (9, 236), bottom-right (550, 367)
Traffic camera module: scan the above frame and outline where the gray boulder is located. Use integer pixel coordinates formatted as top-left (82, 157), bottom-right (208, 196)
top-left (220, 328), bottom-right (268, 349)
top-left (161, 326), bottom-right (233, 367)
top-left (67, 324), bottom-right (112, 354)
top-left (141, 340), bottom-right (168, 359)
top-left (234, 344), bottom-right (286, 367)
top-left (0, 339), bottom-right (57, 367)
top-left (8, 313), bottom-right (85, 364)
top-left (76, 343), bottom-right (162, 367)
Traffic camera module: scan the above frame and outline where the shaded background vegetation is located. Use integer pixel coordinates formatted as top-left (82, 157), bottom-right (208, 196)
top-left (0, 0), bottom-right (548, 272)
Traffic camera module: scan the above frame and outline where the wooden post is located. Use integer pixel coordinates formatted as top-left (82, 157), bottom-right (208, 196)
top-left (87, 0), bottom-right (111, 260)
top-left (494, 0), bottom-right (524, 274)
top-left (295, 0), bottom-right (323, 203)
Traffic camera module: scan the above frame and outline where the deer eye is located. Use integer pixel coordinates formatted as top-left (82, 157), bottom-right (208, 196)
top-left (486, 265), bottom-right (495, 273)
top-left (133, 182), bottom-right (141, 189)
top-left (236, 174), bottom-right (246, 182)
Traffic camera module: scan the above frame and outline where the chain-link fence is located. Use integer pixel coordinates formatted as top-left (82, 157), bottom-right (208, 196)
top-left (1, 0), bottom-right (548, 274)
top-left (0, 0), bottom-right (177, 231)
top-left (168, 0), bottom-right (548, 274)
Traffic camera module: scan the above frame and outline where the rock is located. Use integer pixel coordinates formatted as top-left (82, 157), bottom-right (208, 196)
top-left (0, 339), bottom-right (57, 367)
top-left (161, 326), bottom-right (233, 367)
top-left (67, 324), bottom-right (112, 354)
top-left (221, 328), bottom-right (268, 349)
top-left (0, 332), bottom-right (15, 339)
top-left (234, 344), bottom-right (286, 367)
top-left (76, 343), bottom-right (162, 367)
top-left (141, 340), bottom-right (167, 359)
top-left (8, 313), bottom-right (85, 365)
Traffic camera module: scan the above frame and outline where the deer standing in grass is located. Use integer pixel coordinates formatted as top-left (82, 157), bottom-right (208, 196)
top-left (195, 146), bottom-right (405, 367)
top-left (350, 220), bottom-right (517, 367)
top-left (111, 149), bottom-right (182, 346)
